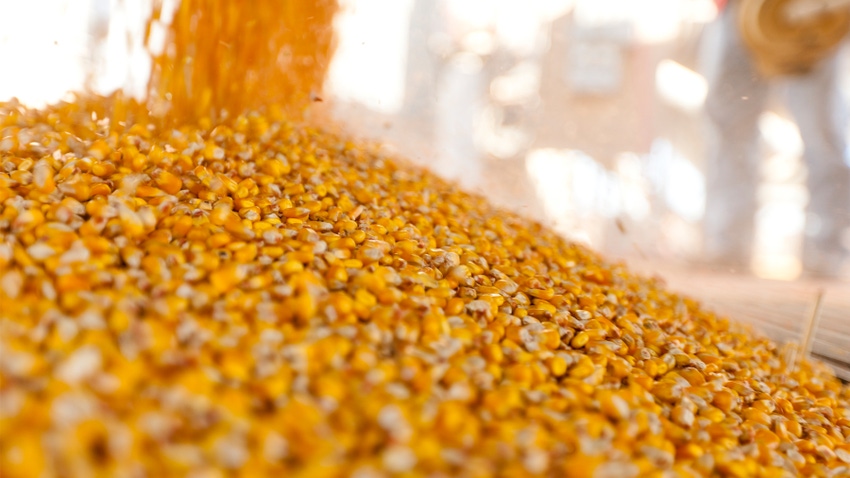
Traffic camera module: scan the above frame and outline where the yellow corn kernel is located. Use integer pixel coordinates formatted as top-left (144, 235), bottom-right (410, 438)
top-left (570, 331), bottom-right (589, 349)
top-left (154, 169), bottom-right (183, 195)
top-left (545, 355), bottom-right (568, 377)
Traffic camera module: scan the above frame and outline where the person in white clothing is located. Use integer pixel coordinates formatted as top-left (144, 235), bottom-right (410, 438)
top-left (702, 0), bottom-right (850, 278)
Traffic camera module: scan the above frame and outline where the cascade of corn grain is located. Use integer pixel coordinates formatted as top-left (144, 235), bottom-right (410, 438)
top-left (1, 2), bottom-right (849, 478)
top-left (145, 0), bottom-right (336, 124)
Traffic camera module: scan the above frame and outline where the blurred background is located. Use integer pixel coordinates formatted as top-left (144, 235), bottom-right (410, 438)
top-left (1, 0), bottom-right (848, 372)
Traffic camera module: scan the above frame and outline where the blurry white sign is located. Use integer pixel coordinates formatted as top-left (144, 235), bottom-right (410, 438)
top-left (567, 41), bottom-right (623, 95)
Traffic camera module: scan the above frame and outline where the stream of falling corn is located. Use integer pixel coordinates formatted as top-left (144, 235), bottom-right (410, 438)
top-left (145, 0), bottom-right (336, 124)
top-left (1, 1), bottom-right (850, 477)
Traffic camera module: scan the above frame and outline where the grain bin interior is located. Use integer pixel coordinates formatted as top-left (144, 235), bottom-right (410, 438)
top-left (1, 1), bottom-right (849, 477)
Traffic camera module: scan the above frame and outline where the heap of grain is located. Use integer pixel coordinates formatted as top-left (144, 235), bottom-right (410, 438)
top-left (1, 1), bottom-right (849, 477)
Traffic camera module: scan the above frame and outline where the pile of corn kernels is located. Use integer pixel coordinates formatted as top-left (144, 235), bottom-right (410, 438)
top-left (1, 97), bottom-right (849, 478)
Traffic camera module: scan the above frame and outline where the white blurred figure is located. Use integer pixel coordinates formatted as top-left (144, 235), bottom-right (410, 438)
top-left (702, 0), bottom-right (850, 278)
